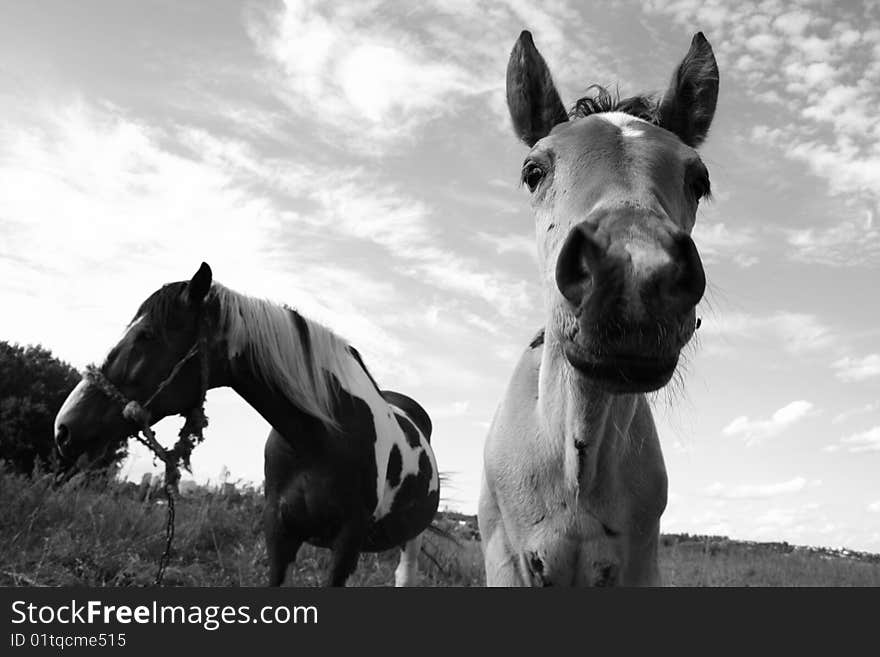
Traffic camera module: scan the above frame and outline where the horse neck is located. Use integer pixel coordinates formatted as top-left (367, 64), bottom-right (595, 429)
top-left (222, 351), bottom-right (326, 445)
top-left (202, 332), bottom-right (325, 446)
top-left (537, 330), bottom-right (640, 494)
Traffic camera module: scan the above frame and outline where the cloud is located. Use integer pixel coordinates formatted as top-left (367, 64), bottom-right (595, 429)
top-left (646, 1), bottom-right (880, 267)
top-left (180, 121), bottom-right (538, 321)
top-left (836, 426), bottom-right (880, 454)
top-left (723, 400), bottom-right (814, 445)
top-left (700, 311), bottom-right (833, 355)
top-left (868, 501), bottom-right (880, 513)
top-left (431, 400), bottom-right (471, 419)
top-left (245, 0), bottom-right (477, 145)
top-left (751, 504), bottom-right (829, 541)
top-left (475, 231), bottom-right (537, 259)
top-left (691, 221), bottom-right (758, 267)
top-left (784, 212), bottom-right (880, 267)
top-left (833, 353), bottom-right (880, 382)
top-left (832, 402), bottom-right (880, 425)
top-left (0, 100), bottom-right (523, 381)
top-left (245, 0), bottom-right (623, 150)
top-left (704, 476), bottom-right (810, 500)
top-left (0, 101), bottom-right (286, 362)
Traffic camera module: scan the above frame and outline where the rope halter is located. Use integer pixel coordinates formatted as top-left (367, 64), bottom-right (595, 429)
top-left (83, 317), bottom-right (211, 491)
top-left (80, 312), bottom-right (212, 587)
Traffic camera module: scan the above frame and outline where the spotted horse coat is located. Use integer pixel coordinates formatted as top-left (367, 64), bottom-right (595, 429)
top-left (261, 344), bottom-right (441, 586)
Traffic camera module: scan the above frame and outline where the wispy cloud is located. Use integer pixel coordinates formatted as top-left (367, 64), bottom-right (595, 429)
top-left (648, 0), bottom-right (880, 267)
top-left (829, 426), bottom-right (880, 454)
top-left (784, 212), bottom-right (880, 267)
top-left (869, 500), bottom-right (880, 513)
top-left (723, 400), bottom-right (814, 445)
top-left (691, 221), bottom-right (758, 267)
top-left (751, 503), bottom-right (842, 543)
top-left (244, 0), bottom-right (623, 150)
top-left (182, 120), bottom-right (538, 321)
top-left (832, 353), bottom-right (880, 382)
top-left (704, 476), bottom-right (812, 500)
top-left (475, 231), bottom-right (537, 260)
top-left (245, 0), bottom-right (478, 146)
top-left (700, 311), bottom-right (833, 355)
top-left (832, 402), bottom-right (880, 425)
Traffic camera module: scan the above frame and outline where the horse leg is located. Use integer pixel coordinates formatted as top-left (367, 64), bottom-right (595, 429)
top-left (267, 533), bottom-right (302, 587)
top-left (325, 517), bottom-right (367, 587)
top-left (394, 534), bottom-right (423, 587)
top-left (264, 496), bottom-right (302, 587)
top-left (479, 474), bottom-right (525, 586)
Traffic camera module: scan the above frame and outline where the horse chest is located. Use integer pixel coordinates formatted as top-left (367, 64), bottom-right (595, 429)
top-left (520, 518), bottom-right (623, 587)
top-left (489, 413), bottom-right (663, 586)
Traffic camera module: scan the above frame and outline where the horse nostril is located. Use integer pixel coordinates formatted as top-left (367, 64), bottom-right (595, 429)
top-left (676, 233), bottom-right (706, 307)
top-left (555, 223), bottom-right (606, 307)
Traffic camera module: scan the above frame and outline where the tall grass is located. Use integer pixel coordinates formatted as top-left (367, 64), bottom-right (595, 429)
top-left (0, 466), bottom-right (481, 587)
top-left (1, 467), bottom-right (877, 587)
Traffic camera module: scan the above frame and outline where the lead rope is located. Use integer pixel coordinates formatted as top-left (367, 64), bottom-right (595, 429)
top-left (83, 319), bottom-right (210, 586)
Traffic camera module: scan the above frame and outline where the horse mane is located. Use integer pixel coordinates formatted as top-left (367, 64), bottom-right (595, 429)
top-left (212, 284), bottom-right (358, 430)
top-left (569, 84), bottom-right (660, 124)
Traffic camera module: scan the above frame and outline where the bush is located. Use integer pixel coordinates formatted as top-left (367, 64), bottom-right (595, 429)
top-left (0, 341), bottom-right (126, 473)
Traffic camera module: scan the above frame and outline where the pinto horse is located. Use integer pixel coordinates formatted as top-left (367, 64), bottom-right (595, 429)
top-left (479, 32), bottom-right (718, 586)
top-left (54, 263), bottom-right (440, 586)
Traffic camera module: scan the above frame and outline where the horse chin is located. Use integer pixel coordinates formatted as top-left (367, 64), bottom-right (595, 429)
top-left (562, 341), bottom-right (679, 393)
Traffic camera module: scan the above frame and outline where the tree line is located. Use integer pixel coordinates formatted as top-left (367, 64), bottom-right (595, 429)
top-left (0, 341), bottom-right (126, 474)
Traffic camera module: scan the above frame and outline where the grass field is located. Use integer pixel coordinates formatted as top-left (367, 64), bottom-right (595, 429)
top-left (2, 467), bottom-right (878, 587)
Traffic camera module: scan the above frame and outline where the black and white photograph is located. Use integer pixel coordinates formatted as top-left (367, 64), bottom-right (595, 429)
top-left (1, 0), bottom-right (879, 603)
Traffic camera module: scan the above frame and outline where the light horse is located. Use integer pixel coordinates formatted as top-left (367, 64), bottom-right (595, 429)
top-left (479, 32), bottom-right (718, 586)
top-left (54, 263), bottom-right (440, 586)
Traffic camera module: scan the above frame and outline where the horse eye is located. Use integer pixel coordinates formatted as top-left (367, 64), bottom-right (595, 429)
top-left (690, 177), bottom-right (710, 201)
top-left (522, 163), bottom-right (546, 192)
top-left (138, 328), bottom-right (156, 342)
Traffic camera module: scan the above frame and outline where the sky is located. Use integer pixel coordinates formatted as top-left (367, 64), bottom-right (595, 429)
top-left (1, 0), bottom-right (879, 553)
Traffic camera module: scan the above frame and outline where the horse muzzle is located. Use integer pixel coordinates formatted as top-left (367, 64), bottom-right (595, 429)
top-left (561, 314), bottom-right (697, 393)
top-left (562, 342), bottom-right (679, 393)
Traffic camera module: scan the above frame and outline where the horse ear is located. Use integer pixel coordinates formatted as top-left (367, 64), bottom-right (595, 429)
top-left (507, 30), bottom-right (569, 147)
top-left (186, 262), bottom-right (213, 306)
top-left (657, 32), bottom-right (719, 148)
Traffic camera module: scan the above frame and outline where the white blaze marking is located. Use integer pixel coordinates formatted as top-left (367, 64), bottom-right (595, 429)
top-left (600, 111), bottom-right (647, 138)
top-left (625, 241), bottom-right (671, 278)
top-left (54, 379), bottom-right (90, 434)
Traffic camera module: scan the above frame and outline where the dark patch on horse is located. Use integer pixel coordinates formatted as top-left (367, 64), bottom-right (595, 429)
top-left (348, 346), bottom-right (382, 393)
top-left (601, 523), bottom-right (620, 539)
top-left (363, 444), bottom-right (439, 552)
top-left (417, 449), bottom-right (432, 483)
top-left (526, 551), bottom-right (553, 586)
top-left (529, 328), bottom-right (545, 349)
top-left (529, 552), bottom-right (544, 574)
top-left (387, 444), bottom-right (402, 488)
top-left (592, 560), bottom-right (620, 587)
top-left (394, 413), bottom-right (423, 449)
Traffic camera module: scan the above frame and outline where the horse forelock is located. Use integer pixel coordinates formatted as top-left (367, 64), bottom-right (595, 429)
top-left (569, 85), bottom-right (660, 125)
top-left (213, 283), bottom-right (357, 429)
top-left (132, 282), bottom-right (188, 336)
